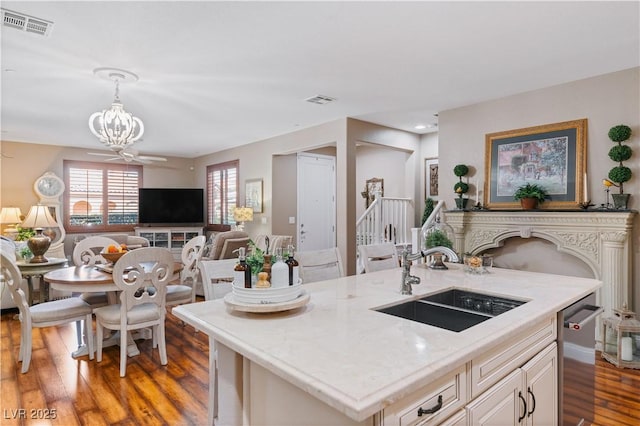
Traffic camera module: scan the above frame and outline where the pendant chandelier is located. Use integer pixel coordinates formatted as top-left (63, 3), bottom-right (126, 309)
top-left (88, 68), bottom-right (144, 151)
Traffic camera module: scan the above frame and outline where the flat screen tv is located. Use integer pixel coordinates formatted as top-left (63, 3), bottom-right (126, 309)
top-left (138, 188), bottom-right (204, 225)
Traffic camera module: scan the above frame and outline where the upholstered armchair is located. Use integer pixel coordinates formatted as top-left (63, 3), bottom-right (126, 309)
top-left (203, 230), bottom-right (251, 260)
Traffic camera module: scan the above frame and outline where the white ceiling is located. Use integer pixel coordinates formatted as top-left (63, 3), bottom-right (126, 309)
top-left (1, 1), bottom-right (638, 158)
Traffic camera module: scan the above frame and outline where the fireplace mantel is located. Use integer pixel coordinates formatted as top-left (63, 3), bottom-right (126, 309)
top-left (444, 210), bottom-right (637, 320)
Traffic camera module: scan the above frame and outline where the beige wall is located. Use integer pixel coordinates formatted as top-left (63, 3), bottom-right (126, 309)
top-left (194, 118), bottom-right (420, 274)
top-left (438, 66), bottom-right (640, 309)
top-left (355, 144), bottom-right (412, 218)
top-left (0, 141), bottom-right (197, 216)
top-left (0, 141), bottom-right (198, 255)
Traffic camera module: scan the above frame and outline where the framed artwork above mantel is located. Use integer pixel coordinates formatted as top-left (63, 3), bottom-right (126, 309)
top-left (484, 119), bottom-right (587, 210)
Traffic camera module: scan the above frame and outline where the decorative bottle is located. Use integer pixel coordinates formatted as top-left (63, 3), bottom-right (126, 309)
top-left (261, 253), bottom-right (272, 283)
top-left (233, 247), bottom-right (252, 288)
top-left (285, 244), bottom-right (299, 286)
top-left (270, 248), bottom-right (289, 288)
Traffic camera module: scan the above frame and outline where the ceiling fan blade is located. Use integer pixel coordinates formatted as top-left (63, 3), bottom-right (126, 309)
top-left (137, 155), bottom-right (167, 162)
top-left (87, 152), bottom-right (117, 157)
top-left (132, 157), bottom-right (152, 164)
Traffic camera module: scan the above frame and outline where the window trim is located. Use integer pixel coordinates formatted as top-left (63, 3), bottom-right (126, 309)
top-left (206, 160), bottom-right (239, 229)
top-left (63, 160), bottom-right (143, 233)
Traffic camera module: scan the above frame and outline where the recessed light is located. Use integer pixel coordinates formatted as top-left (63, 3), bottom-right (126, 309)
top-left (414, 124), bottom-right (427, 130)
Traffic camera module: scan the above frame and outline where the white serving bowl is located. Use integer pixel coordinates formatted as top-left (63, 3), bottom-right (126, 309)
top-left (232, 281), bottom-right (303, 304)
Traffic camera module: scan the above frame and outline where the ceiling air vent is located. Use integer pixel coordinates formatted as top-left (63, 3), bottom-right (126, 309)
top-left (2, 8), bottom-right (53, 37)
top-left (305, 95), bottom-right (337, 105)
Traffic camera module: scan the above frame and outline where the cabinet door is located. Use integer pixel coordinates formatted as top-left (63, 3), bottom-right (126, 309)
top-left (522, 343), bottom-right (557, 426)
top-left (466, 369), bottom-right (521, 426)
top-left (439, 409), bottom-right (466, 426)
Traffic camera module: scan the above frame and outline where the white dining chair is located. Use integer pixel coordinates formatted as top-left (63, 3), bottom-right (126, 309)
top-left (198, 258), bottom-right (238, 301)
top-left (166, 235), bottom-right (206, 307)
top-left (93, 247), bottom-right (174, 377)
top-left (72, 236), bottom-right (120, 344)
top-left (296, 248), bottom-right (344, 284)
top-left (358, 242), bottom-right (400, 273)
top-left (1, 252), bottom-right (94, 373)
top-left (73, 236), bottom-right (121, 307)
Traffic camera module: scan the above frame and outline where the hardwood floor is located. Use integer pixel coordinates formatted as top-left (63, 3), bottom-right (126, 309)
top-left (2, 304), bottom-right (640, 425)
top-left (1, 307), bottom-right (209, 425)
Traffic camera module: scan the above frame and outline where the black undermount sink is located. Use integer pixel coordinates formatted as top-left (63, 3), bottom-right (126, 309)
top-left (375, 289), bottom-right (527, 332)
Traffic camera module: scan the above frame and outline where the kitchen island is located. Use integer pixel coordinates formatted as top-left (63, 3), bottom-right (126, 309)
top-left (173, 262), bottom-right (601, 425)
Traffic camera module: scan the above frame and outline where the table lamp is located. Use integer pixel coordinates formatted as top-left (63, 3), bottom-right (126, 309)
top-left (233, 207), bottom-right (254, 231)
top-left (0, 207), bottom-right (23, 240)
top-left (21, 204), bottom-right (58, 263)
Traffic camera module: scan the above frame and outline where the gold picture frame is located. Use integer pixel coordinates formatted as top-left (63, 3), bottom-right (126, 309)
top-left (425, 158), bottom-right (439, 199)
top-left (484, 119), bottom-right (587, 209)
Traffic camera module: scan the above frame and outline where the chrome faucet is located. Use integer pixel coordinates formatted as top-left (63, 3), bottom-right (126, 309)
top-left (400, 246), bottom-right (460, 295)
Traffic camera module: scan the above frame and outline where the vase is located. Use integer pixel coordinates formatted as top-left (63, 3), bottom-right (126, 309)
top-left (455, 198), bottom-right (468, 210)
top-left (520, 198), bottom-right (538, 210)
top-left (611, 193), bottom-right (630, 210)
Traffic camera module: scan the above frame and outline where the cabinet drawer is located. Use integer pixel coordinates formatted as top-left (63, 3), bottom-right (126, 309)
top-left (383, 365), bottom-right (466, 426)
top-left (471, 315), bottom-right (556, 398)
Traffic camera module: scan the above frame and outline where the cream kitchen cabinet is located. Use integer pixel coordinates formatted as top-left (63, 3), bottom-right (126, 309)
top-left (466, 342), bottom-right (558, 426)
top-left (382, 365), bottom-right (467, 426)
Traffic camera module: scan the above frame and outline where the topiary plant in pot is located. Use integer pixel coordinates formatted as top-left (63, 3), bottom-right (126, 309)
top-left (514, 183), bottom-right (548, 210)
top-left (453, 164), bottom-right (469, 209)
top-left (607, 124), bottom-right (633, 209)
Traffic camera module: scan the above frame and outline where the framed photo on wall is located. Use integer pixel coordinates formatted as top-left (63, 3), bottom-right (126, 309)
top-left (484, 118), bottom-right (587, 209)
top-left (425, 158), bottom-right (439, 199)
top-left (245, 178), bottom-right (263, 213)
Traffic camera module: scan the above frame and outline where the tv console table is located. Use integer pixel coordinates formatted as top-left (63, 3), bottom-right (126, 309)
top-left (135, 226), bottom-right (202, 260)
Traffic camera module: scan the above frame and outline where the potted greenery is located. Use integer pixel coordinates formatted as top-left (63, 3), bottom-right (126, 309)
top-left (514, 183), bottom-right (548, 210)
top-left (453, 164), bottom-right (469, 209)
top-left (607, 124), bottom-right (633, 209)
top-left (424, 228), bottom-right (453, 249)
top-left (421, 197), bottom-right (435, 224)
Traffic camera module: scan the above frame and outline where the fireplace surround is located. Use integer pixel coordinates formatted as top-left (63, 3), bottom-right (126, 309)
top-left (444, 209), bottom-right (636, 345)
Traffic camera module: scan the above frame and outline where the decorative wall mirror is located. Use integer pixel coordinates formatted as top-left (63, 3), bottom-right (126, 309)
top-left (33, 172), bottom-right (66, 251)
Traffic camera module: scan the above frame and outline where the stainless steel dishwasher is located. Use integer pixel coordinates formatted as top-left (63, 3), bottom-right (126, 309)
top-left (557, 293), bottom-right (603, 426)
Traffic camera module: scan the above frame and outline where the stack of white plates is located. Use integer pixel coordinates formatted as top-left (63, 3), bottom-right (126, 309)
top-left (232, 281), bottom-right (303, 304)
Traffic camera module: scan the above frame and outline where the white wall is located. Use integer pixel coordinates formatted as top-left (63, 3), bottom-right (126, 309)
top-left (438, 67), bottom-right (640, 309)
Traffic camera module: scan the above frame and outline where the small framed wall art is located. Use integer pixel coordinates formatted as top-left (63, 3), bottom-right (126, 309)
top-left (245, 178), bottom-right (263, 213)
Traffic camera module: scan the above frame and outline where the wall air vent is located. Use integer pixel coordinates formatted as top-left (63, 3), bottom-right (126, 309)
top-left (305, 95), bottom-right (337, 105)
top-left (2, 8), bottom-right (53, 37)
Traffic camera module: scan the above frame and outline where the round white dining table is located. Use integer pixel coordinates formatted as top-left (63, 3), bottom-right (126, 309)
top-left (44, 263), bottom-right (182, 358)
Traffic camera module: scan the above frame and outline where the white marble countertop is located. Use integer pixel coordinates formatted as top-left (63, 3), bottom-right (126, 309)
top-left (173, 263), bottom-right (601, 421)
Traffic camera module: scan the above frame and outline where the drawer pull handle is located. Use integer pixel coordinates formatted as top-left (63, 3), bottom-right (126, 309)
top-left (527, 387), bottom-right (536, 416)
top-left (518, 391), bottom-right (527, 423)
top-left (417, 395), bottom-right (443, 416)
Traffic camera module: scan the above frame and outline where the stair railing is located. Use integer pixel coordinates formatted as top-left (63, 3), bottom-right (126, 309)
top-left (356, 192), bottom-right (414, 248)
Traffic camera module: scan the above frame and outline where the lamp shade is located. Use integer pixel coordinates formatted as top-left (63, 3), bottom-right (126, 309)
top-left (21, 205), bottom-right (57, 229)
top-left (233, 207), bottom-right (254, 222)
top-left (0, 207), bottom-right (23, 224)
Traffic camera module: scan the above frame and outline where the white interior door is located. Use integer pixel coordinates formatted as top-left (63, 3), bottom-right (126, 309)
top-left (297, 153), bottom-right (336, 252)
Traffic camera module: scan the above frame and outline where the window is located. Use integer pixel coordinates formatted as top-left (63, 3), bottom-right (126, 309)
top-left (63, 160), bottom-right (142, 232)
top-left (206, 160), bottom-right (238, 227)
